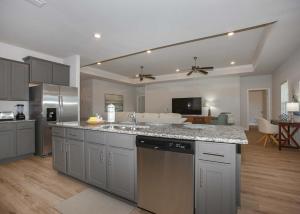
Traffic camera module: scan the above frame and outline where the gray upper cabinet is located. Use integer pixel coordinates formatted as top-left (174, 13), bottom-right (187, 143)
top-left (0, 58), bottom-right (29, 101)
top-left (25, 57), bottom-right (52, 83)
top-left (0, 123), bottom-right (16, 160)
top-left (53, 136), bottom-right (67, 173)
top-left (67, 139), bottom-right (85, 180)
top-left (52, 63), bottom-right (70, 86)
top-left (0, 59), bottom-right (10, 100)
top-left (85, 142), bottom-right (107, 189)
top-left (23, 56), bottom-right (70, 86)
top-left (10, 62), bottom-right (29, 101)
top-left (107, 146), bottom-right (135, 201)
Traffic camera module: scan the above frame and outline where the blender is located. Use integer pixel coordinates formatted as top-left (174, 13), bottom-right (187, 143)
top-left (16, 104), bottom-right (25, 120)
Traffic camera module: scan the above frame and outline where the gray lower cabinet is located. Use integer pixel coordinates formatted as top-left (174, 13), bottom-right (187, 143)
top-left (195, 141), bottom-right (237, 214)
top-left (107, 146), bottom-right (135, 201)
top-left (52, 63), bottom-right (70, 86)
top-left (53, 136), bottom-right (67, 173)
top-left (0, 58), bottom-right (29, 101)
top-left (67, 139), bottom-right (85, 180)
top-left (16, 124), bottom-right (35, 155)
top-left (0, 124), bottom-right (16, 159)
top-left (85, 142), bottom-right (107, 189)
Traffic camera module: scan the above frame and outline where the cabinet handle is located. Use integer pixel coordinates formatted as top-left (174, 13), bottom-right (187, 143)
top-left (202, 152), bottom-right (224, 157)
top-left (99, 150), bottom-right (104, 162)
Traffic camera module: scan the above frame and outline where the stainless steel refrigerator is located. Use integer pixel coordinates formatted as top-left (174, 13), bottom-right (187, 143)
top-left (29, 84), bottom-right (78, 156)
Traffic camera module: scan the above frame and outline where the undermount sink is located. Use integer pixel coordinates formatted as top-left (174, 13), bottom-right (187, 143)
top-left (100, 124), bottom-right (150, 131)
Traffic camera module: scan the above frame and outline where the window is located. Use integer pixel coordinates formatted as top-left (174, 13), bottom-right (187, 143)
top-left (281, 81), bottom-right (289, 114)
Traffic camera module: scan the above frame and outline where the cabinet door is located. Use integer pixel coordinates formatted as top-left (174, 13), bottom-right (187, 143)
top-left (52, 63), bottom-right (70, 86)
top-left (10, 62), bottom-right (29, 101)
top-left (31, 58), bottom-right (52, 83)
top-left (107, 146), bottom-right (135, 200)
top-left (16, 128), bottom-right (35, 155)
top-left (52, 136), bottom-right (66, 173)
top-left (196, 160), bottom-right (236, 214)
top-left (0, 59), bottom-right (10, 100)
top-left (67, 139), bottom-right (84, 180)
top-left (85, 142), bottom-right (106, 189)
top-left (0, 129), bottom-right (16, 159)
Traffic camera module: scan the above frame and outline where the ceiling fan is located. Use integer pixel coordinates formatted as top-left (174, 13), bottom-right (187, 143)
top-left (136, 66), bottom-right (156, 81)
top-left (183, 57), bottom-right (214, 76)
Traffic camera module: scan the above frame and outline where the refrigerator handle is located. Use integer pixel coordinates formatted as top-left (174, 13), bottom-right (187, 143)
top-left (58, 95), bottom-right (62, 122)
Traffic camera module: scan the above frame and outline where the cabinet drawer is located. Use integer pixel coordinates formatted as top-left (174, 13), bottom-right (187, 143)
top-left (66, 128), bottom-right (84, 141)
top-left (106, 133), bottom-right (135, 150)
top-left (0, 123), bottom-right (16, 131)
top-left (52, 127), bottom-right (65, 137)
top-left (17, 121), bottom-right (35, 130)
top-left (197, 142), bottom-right (236, 164)
top-left (85, 130), bottom-right (105, 144)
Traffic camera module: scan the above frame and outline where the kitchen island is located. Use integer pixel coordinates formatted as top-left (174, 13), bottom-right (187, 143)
top-left (50, 122), bottom-right (247, 214)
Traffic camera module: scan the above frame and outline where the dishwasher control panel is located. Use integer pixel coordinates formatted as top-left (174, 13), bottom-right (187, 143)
top-left (136, 135), bottom-right (195, 154)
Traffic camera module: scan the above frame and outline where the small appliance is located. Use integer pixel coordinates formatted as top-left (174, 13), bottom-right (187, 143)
top-left (16, 104), bottom-right (25, 120)
top-left (0, 111), bottom-right (15, 121)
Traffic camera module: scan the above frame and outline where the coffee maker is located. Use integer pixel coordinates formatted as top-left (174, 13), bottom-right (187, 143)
top-left (16, 104), bottom-right (25, 120)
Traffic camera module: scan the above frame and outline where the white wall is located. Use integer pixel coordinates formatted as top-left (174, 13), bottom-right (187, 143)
top-left (85, 79), bottom-right (137, 119)
top-left (272, 47), bottom-right (300, 118)
top-left (0, 42), bottom-right (64, 118)
top-left (145, 76), bottom-right (241, 124)
top-left (240, 75), bottom-right (272, 129)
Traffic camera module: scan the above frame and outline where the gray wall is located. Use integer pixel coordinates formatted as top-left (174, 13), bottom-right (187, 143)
top-left (272, 47), bottom-right (300, 118)
top-left (145, 76), bottom-right (241, 125)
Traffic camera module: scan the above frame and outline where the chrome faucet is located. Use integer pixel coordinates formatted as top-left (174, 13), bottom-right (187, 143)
top-left (129, 112), bottom-right (137, 126)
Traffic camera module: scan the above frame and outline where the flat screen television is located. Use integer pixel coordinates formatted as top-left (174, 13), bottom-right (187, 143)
top-left (172, 97), bottom-right (202, 115)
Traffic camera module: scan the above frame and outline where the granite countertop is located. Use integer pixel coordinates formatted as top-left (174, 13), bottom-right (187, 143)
top-left (49, 121), bottom-right (248, 144)
top-left (0, 119), bottom-right (35, 124)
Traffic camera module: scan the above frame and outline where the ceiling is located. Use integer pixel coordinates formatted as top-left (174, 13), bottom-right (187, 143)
top-left (1, 0), bottom-right (300, 79)
top-left (88, 26), bottom-right (267, 77)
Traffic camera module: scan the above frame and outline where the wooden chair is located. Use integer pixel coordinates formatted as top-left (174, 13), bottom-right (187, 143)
top-left (256, 117), bottom-right (279, 147)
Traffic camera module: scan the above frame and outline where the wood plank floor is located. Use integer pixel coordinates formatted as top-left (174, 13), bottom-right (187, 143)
top-left (0, 129), bottom-right (299, 214)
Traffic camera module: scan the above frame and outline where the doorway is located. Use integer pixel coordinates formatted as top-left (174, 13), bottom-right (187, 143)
top-left (137, 95), bottom-right (145, 113)
top-left (247, 89), bottom-right (270, 128)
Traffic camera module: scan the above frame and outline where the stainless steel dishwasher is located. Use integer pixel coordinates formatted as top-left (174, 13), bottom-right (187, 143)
top-left (136, 136), bottom-right (195, 214)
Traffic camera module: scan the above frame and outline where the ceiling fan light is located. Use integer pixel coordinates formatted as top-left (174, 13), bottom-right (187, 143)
top-left (176, 69), bottom-right (180, 72)
top-left (135, 74), bottom-right (139, 78)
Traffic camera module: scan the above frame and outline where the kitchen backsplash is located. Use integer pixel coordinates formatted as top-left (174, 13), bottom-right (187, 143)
top-left (0, 101), bottom-right (29, 119)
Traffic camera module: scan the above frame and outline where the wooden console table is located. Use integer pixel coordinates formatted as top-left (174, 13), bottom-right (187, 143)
top-left (183, 115), bottom-right (214, 124)
top-left (274, 121), bottom-right (300, 150)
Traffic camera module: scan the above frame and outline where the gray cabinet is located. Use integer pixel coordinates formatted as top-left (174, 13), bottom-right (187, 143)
top-left (52, 63), bottom-right (70, 86)
top-left (16, 122), bottom-right (35, 155)
top-left (24, 56), bottom-right (70, 86)
top-left (0, 124), bottom-right (16, 159)
top-left (107, 146), bottom-right (135, 200)
top-left (0, 59), bottom-right (10, 100)
top-left (85, 142), bottom-right (106, 189)
top-left (10, 62), bottom-right (29, 100)
top-left (67, 139), bottom-right (85, 180)
top-left (0, 58), bottom-right (29, 101)
top-left (195, 141), bottom-right (236, 214)
top-left (53, 136), bottom-right (67, 173)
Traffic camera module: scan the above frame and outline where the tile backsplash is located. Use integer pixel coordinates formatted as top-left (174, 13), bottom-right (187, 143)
top-left (0, 101), bottom-right (29, 119)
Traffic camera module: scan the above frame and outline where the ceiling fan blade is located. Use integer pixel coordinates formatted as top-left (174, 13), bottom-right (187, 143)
top-left (199, 66), bottom-right (214, 70)
top-left (198, 70), bottom-right (208, 75)
top-left (187, 70), bottom-right (194, 76)
top-left (143, 74), bottom-right (153, 77)
top-left (145, 76), bottom-right (156, 80)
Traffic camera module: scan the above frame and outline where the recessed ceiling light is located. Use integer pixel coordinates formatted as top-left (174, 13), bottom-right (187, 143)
top-left (227, 32), bottom-right (235, 36)
top-left (94, 33), bottom-right (101, 39)
top-left (146, 50), bottom-right (152, 54)
top-left (97, 62), bottom-right (102, 65)
top-left (176, 69), bottom-right (180, 72)
top-left (230, 61), bottom-right (236, 65)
